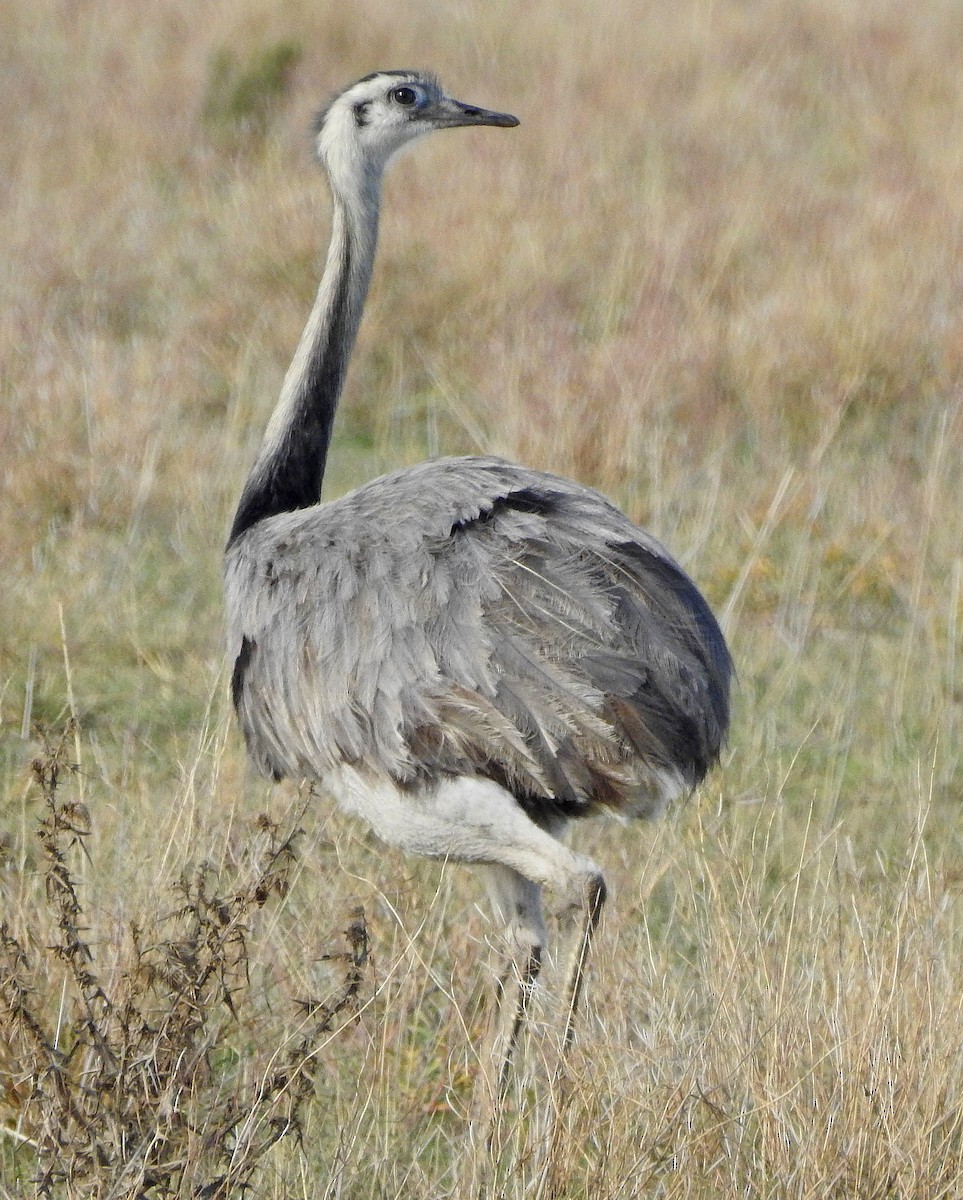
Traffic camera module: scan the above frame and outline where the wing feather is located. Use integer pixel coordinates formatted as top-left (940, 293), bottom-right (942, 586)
top-left (224, 456), bottom-right (732, 816)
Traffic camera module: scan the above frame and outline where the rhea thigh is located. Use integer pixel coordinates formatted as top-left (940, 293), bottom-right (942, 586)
top-left (330, 767), bottom-right (603, 908)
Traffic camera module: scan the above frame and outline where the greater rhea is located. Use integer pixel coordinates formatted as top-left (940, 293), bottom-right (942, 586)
top-left (224, 69), bottom-right (732, 1131)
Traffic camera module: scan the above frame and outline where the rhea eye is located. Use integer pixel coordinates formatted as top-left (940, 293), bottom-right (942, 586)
top-left (391, 86), bottom-right (418, 107)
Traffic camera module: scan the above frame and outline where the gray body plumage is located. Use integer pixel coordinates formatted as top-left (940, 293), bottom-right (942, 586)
top-left (223, 70), bottom-right (731, 1133)
top-left (226, 454), bottom-right (729, 820)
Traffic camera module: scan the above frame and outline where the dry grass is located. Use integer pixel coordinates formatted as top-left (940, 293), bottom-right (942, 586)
top-left (1, 725), bottom-right (371, 1198)
top-left (2, 0), bottom-right (963, 1195)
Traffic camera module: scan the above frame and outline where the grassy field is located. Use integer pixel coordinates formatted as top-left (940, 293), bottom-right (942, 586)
top-left (2, 0), bottom-right (963, 1194)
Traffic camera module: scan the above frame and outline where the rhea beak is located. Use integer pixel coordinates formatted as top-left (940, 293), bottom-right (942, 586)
top-left (426, 96), bottom-right (520, 130)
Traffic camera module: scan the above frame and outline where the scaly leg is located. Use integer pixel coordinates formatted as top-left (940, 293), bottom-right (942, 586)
top-left (329, 771), bottom-right (606, 1174)
top-left (560, 870), bottom-right (607, 1050)
top-left (536, 869), bottom-right (607, 1200)
top-left (470, 864), bottom-right (547, 1151)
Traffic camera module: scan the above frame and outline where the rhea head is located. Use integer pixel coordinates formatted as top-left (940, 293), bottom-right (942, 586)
top-left (314, 70), bottom-right (519, 191)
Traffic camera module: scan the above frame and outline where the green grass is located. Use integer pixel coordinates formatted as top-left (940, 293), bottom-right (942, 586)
top-left (3, 0), bottom-right (963, 1194)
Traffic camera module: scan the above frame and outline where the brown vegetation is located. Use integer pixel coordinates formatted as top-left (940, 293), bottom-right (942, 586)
top-left (2, 0), bottom-right (963, 1195)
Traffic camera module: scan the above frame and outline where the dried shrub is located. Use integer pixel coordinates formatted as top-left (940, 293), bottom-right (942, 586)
top-left (0, 724), bottom-right (369, 1198)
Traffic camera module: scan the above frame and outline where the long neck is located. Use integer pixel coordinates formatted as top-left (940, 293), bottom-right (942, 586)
top-left (227, 173), bottom-right (380, 546)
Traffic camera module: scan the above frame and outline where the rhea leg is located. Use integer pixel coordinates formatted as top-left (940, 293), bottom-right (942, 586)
top-left (525, 868), bottom-right (606, 1200)
top-left (471, 864), bottom-right (547, 1147)
top-left (473, 862), bottom-right (606, 1141)
top-left (330, 769), bottom-right (607, 1136)
top-left (560, 870), bottom-right (607, 1050)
